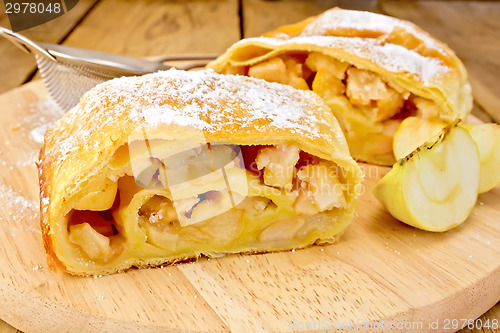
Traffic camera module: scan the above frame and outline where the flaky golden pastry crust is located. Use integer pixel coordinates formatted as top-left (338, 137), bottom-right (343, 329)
top-left (207, 8), bottom-right (472, 165)
top-left (39, 69), bottom-right (363, 275)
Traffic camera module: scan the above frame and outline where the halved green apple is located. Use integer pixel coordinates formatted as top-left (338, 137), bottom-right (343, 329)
top-left (461, 123), bottom-right (500, 193)
top-left (373, 122), bottom-right (480, 232)
top-left (394, 117), bottom-right (500, 193)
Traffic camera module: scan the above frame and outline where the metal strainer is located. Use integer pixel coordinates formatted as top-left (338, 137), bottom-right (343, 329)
top-left (0, 27), bottom-right (216, 111)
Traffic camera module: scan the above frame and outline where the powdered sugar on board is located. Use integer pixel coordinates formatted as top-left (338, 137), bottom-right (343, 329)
top-left (28, 99), bottom-right (65, 144)
top-left (301, 8), bottom-right (445, 54)
top-left (1, 99), bottom-right (63, 170)
top-left (236, 36), bottom-right (448, 84)
top-left (0, 184), bottom-right (40, 237)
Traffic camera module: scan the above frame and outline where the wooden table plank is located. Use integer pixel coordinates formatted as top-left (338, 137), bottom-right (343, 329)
top-left (0, 320), bottom-right (18, 333)
top-left (0, 0), bottom-right (99, 94)
top-left (380, 0), bottom-right (500, 124)
top-left (60, 0), bottom-right (240, 57)
top-left (242, 0), bottom-right (379, 37)
top-left (30, 0), bottom-right (240, 82)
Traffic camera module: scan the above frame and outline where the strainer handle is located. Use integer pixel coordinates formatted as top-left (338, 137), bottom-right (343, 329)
top-left (0, 27), bottom-right (55, 61)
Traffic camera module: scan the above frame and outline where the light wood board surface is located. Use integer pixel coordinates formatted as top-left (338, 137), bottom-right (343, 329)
top-left (0, 80), bottom-right (498, 332)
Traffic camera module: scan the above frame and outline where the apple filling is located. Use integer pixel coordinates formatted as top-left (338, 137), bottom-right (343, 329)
top-left (223, 52), bottom-right (442, 164)
top-left (66, 144), bottom-right (349, 262)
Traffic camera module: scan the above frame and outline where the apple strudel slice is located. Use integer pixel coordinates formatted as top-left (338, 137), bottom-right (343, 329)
top-left (39, 69), bottom-right (363, 276)
top-left (207, 8), bottom-right (472, 165)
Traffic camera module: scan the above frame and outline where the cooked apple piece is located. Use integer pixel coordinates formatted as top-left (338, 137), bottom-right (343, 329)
top-left (461, 123), bottom-right (500, 193)
top-left (255, 145), bottom-right (300, 189)
top-left (304, 52), bottom-right (348, 80)
top-left (311, 69), bottom-right (345, 100)
top-left (143, 222), bottom-right (179, 252)
top-left (248, 58), bottom-right (286, 82)
top-left (172, 196), bottom-right (200, 219)
top-left (139, 195), bottom-right (178, 224)
top-left (248, 56), bottom-right (309, 90)
top-left (346, 67), bottom-right (404, 122)
top-left (237, 196), bottom-right (273, 215)
top-left (69, 223), bottom-right (112, 259)
top-left (294, 162), bottom-right (346, 214)
top-left (393, 116), bottom-right (448, 159)
top-left (414, 97), bottom-right (441, 119)
top-left (189, 190), bottom-right (236, 225)
top-left (74, 180), bottom-right (118, 211)
top-left (282, 57), bottom-right (311, 90)
top-left (259, 217), bottom-right (305, 243)
top-left (373, 123), bottom-right (480, 232)
top-left (184, 208), bottom-right (244, 244)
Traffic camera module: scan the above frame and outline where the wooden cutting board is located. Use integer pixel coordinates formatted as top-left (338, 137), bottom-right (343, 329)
top-left (0, 80), bottom-right (498, 333)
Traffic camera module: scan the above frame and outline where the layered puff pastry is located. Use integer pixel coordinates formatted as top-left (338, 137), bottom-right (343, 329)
top-left (39, 69), bottom-right (363, 275)
top-left (207, 8), bottom-right (472, 165)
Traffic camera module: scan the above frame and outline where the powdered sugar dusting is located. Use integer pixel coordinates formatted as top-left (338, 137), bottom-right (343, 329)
top-left (303, 9), bottom-right (397, 35)
top-left (43, 69), bottom-right (334, 171)
top-left (29, 99), bottom-right (64, 144)
top-left (87, 69), bottom-right (328, 136)
top-left (0, 184), bottom-right (40, 237)
top-left (0, 185), bottom-right (38, 213)
top-left (237, 36), bottom-right (448, 84)
top-left (30, 123), bottom-right (52, 144)
top-left (130, 105), bottom-right (211, 129)
top-left (1, 99), bottom-right (63, 170)
top-left (301, 8), bottom-right (444, 53)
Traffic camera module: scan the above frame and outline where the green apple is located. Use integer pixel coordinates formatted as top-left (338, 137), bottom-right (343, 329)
top-left (374, 122), bottom-right (480, 232)
top-left (393, 117), bottom-right (447, 160)
top-left (394, 117), bottom-right (500, 194)
top-left (461, 123), bottom-right (500, 193)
